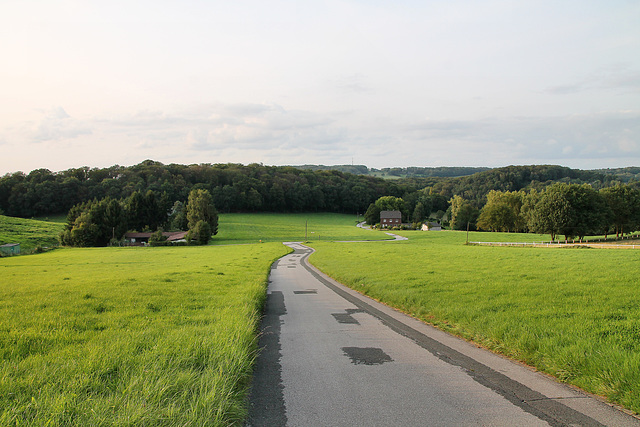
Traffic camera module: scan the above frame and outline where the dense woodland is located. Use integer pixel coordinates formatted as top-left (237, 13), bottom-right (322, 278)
top-left (1, 161), bottom-right (639, 244)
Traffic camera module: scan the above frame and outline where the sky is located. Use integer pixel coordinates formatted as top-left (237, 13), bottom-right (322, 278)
top-left (1, 0), bottom-right (639, 175)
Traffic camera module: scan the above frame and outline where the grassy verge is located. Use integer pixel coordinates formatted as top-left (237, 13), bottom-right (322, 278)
top-left (0, 215), bottom-right (65, 252)
top-left (0, 243), bottom-right (290, 426)
top-left (308, 230), bottom-right (640, 414)
top-left (213, 212), bottom-right (390, 244)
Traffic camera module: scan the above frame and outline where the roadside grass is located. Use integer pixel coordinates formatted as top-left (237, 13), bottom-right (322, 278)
top-left (308, 230), bottom-right (640, 414)
top-left (0, 215), bottom-right (65, 252)
top-left (214, 213), bottom-right (390, 245)
top-left (0, 243), bottom-right (290, 426)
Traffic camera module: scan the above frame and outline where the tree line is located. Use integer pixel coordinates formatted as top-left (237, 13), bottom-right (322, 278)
top-left (2, 161), bottom-right (638, 243)
top-left (450, 183), bottom-right (640, 241)
top-left (59, 188), bottom-right (219, 247)
top-left (0, 161), bottom-right (411, 218)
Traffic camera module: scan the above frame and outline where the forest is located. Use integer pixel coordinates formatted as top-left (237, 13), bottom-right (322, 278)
top-left (1, 161), bottom-right (639, 244)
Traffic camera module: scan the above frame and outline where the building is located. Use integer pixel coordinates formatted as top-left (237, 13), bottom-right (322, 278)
top-left (421, 222), bottom-right (442, 231)
top-left (0, 243), bottom-right (20, 256)
top-left (380, 210), bottom-right (402, 228)
top-left (124, 231), bottom-right (188, 246)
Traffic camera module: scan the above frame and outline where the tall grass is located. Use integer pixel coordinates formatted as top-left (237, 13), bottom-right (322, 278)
top-left (308, 230), bottom-right (640, 414)
top-left (0, 243), bottom-right (289, 426)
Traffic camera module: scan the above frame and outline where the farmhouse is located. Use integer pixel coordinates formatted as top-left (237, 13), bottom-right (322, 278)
top-left (124, 231), bottom-right (188, 246)
top-left (380, 210), bottom-right (402, 228)
top-left (422, 222), bottom-right (442, 231)
top-left (0, 243), bottom-right (20, 256)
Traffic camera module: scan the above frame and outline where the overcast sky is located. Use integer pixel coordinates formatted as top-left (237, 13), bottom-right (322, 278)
top-left (1, 1), bottom-right (639, 174)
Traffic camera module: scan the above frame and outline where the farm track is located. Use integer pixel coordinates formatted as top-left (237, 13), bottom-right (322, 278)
top-left (248, 240), bottom-right (640, 426)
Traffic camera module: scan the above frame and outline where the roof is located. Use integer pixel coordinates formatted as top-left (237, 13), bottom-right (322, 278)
top-left (0, 243), bottom-right (20, 247)
top-left (125, 231), bottom-right (188, 241)
top-left (380, 210), bottom-right (402, 219)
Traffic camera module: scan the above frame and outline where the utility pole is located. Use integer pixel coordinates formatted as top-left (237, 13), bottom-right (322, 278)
top-left (466, 222), bottom-right (470, 244)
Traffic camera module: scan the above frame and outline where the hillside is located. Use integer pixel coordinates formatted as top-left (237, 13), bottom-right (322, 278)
top-left (1, 162), bottom-right (638, 221)
top-left (293, 164), bottom-right (489, 178)
top-left (0, 215), bottom-right (64, 252)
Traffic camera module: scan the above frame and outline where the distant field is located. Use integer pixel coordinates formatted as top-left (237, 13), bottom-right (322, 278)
top-left (213, 212), bottom-right (391, 244)
top-left (308, 230), bottom-right (640, 414)
top-left (0, 215), bottom-right (65, 252)
top-left (0, 244), bottom-right (290, 426)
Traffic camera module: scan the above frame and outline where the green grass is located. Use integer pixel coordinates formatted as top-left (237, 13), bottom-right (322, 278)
top-left (0, 215), bottom-right (65, 252)
top-left (0, 243), bottom-right (290, 426)
top-left (308, 230), bottom-right (640, 414)
top-left (213, 213), bottom-right (390, 244)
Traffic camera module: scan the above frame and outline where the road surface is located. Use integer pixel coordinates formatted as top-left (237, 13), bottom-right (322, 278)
top-left (247, 242), bottom-right (640, 426)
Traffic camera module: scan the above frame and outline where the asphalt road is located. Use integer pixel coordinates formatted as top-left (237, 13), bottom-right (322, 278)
top-left (247, 243), bottom-right (640, 426)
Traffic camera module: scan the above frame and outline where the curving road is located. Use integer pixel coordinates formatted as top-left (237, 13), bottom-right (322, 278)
top-left (247, 242), bottom-right (640, 426)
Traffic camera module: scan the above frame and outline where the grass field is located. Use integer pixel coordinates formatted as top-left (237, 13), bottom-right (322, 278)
top-left (0, 243), bottom-right (290, 426)
top-left (0, 215), bottom-right (65, 252)
top-left (4, 212), bottom-right (639, 420)
top-left (213, 212), bottom-right (391, 244)
top-left (307, 230), bottom-right (640, 414)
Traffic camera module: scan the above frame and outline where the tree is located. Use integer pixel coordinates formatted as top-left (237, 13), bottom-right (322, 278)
top-left (187, 189), bottom-right (219, 236)
top-left (562, 184), bottom-right (608, 240)
top-left (374, 196), bottom-right (406, 213)
top-left (601, 184), bottom-right (640, 237)
top-left (168, 201), bottom-right (188, 230)
top-left (527, 185), bottom-right (571, 241)
top-left (59, 197), bottom-right (127, 247)
top-left (187, 220), bottom-right (212, 245)
top-left (449, 195), bottom-right (479, 230)
top-left (476, 190), bottom-right (525, 232)
top-left (364, 203), bottom-right (381, 225)
top-left (364, 196), bottom-right (407, 225)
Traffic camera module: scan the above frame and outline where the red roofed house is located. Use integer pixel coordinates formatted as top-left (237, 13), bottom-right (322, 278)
top-left (380, 210), bottom-right (402, 228)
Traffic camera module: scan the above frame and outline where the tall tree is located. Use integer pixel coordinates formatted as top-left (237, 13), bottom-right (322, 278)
top-left (601, 184), bottom-right (640, 237)
top-left (187, 189), bottom-right (219, 236)
top-left (449, 195), bottom-right (479, 230)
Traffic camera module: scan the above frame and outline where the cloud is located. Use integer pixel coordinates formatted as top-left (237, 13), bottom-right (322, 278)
top-left (379, 110), bottom-right (640, 167)
top-left (331, 73), bottom-right (373, 94)
top-left (28, 107), bottom-right (92, 143)
top-left (545, 67), bottom-right (640, 95)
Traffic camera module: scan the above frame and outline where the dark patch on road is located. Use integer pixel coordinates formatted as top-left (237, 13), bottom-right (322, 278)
top-left (332, 312), bottom-right (360, 324)
top-left (293, 289), bottom-right (317, 294)
top-left (298, 249), bottom-right (605, 427)
top-left (287, 265), bottom-right (296, 268)
top-left (342, 347), bottom-right (393, 365)
top-left (246, 291), bottom-right (287, 426)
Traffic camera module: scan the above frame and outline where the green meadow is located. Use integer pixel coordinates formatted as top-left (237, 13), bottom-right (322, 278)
top-left (0, 215), bottom-right (65, 252)
top-left (0, 243), bottom-right (289, 426)
top-left (3, 212), bottom-right (640, 421)
top-left (308, 230), bottom-right (640, 413)
top-left (213, 212), bottom-right (390, 244)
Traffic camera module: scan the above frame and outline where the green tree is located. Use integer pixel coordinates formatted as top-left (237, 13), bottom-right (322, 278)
top-left (59, 197), bottom-right (127, 247)
top-left (601, 184), bottom-right (640, 237)
top-left (449, 195), bottom-right (479, 230)
top-left (364, 203), bottom-right (381, 225)
top-left (528, 185), bottom-right (571, 241)
top-left (187, 220), bottom-right (212, 245)
top-left (187, 189), bottom-right (219, 236)
top-left (477, 190), bottom-right (526, 232)
top-left (168, 201), bottom-right (188, 231)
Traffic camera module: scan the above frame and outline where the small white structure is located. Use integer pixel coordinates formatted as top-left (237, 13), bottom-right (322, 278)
top-left (422, 222), bottom-right (442, 231)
